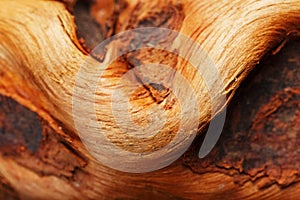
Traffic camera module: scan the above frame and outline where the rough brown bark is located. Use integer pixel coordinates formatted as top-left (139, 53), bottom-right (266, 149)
top-left (0, 0), bottom-right (299, 199)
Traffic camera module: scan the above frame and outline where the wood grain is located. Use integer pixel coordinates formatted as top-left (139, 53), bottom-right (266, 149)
top-left (0, 0), bottom-right (299, 198)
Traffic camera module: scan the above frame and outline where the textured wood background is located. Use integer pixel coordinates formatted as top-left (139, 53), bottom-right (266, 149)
top-left (0, 1), bottom-right (299, 198)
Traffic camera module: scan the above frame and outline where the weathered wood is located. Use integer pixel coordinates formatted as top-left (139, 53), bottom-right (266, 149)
top-left (0, 38), bottom-right (299, 200)
top-left (0, 0), bottom-right (299, 199)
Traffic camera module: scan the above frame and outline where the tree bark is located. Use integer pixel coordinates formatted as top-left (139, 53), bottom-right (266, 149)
top-left (0, 0), bottom-right (299, 199)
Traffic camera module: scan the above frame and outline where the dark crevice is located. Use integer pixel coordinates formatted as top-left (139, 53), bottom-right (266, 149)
top-left (73, 0), bottom-right (104, 51)
top-left (72, 0), bottom-right (127, 52)
top-left (0, 95), bottom-right (43, 153)
top-left (0, 94), bottom-right (87, 183)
